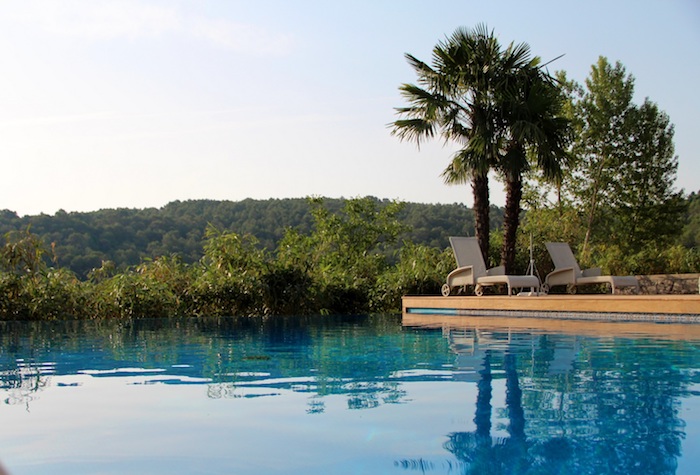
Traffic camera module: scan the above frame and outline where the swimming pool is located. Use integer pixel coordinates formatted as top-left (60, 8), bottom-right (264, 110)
top-left (1, 315), bottom-right (698, 474)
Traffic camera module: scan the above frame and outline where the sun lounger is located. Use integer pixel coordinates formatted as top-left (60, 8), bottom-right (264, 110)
top-left (542, 242), bottom-right (639, 294)
top-left (442, 236), bottom-right (540, 296)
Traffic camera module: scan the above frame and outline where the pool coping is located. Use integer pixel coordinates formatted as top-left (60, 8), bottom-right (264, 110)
top-left (402, 294), bottom-right (700, 323)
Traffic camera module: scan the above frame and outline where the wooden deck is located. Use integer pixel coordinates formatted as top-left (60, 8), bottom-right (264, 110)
top-left (402, 294), bottom-right (700, 323)
top-left (402, 313), bottom-right (700, 340)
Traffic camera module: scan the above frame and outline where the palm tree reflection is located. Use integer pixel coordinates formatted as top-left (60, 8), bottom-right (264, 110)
top-left (403, 329), bottom-right (688, 474)
top-left (444, 351), bottom-right (535, 473)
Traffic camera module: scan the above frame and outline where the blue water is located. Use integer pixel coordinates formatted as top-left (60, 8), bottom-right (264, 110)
top-left (1, 315), bottom-right (699, 475)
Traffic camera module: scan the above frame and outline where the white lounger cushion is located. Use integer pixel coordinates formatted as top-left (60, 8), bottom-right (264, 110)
top-left (478, 275), bottom-right (540, 295)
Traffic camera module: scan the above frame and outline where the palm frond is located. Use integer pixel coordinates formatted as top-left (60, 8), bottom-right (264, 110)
top-left (390, 119), bottom-right (435, 145)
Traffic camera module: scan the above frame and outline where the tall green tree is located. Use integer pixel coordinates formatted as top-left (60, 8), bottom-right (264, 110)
top-left (390, 24), bottom-right (533, 261)
top-left (608, 99), bottom-right (685, 250)
top-left (566, 57), bottom-right (685, 256)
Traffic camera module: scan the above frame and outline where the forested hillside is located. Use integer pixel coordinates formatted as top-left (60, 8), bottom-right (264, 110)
top-left (1, 191), bottom-right (697, 281)
top-left (0, 197), bottom-right (497, 278)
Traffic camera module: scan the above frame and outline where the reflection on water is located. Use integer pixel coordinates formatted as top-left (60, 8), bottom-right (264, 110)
top-left (1, 316), bottom-right (423, 414)
top-left (403, 322), bottom-right (698, 475)
top-left (1, 315), bottom-right (699, 474)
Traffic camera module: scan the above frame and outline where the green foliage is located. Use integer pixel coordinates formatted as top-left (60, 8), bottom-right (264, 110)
top-left (0, 230), bottom-right (86, 320)
top-left (587, 242), bottom-right (700, 276)
top-left (0, 229), bottom-right (49, 276)
top-left (563, 57), bottom-right (686, 256)
top-left (680, 191), bottom-right (700, 248)
top-left (97, 273), bottom-right (179, 319)
top-left (259, 263), bottom-right (315, 317)
top-left (0, 269), bottom-right (86, 320)
top-left (201, 226), bottom-right (267, 280)
top-left (518, 204), bottom-right (585, 274)
top-left (0, 196), bottom-right (481, 320)
top-left (0, 197), bottom-right (483, 279)
top-left (372, 242), bottom-right (453, 312)
top-left (278, 197), bottom-right (408, 314)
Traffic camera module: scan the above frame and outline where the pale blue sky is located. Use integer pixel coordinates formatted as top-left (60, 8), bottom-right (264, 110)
top-left (1, 0), bottom-right (698, 216)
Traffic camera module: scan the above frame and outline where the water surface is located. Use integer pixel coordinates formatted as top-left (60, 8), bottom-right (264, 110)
top-left (1, 315), bottom-right (699, 474)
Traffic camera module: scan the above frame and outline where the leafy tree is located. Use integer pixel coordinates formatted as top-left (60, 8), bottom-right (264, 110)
top-left (565, 57), bottom-right (685, 257)
top-left (608, 99), bottom-right (686, 251)
top-left (567, 57), bottom-right (634, 256)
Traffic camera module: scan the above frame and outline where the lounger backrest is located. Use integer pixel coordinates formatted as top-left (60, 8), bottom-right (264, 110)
top-left (545, 242), bottom-right (582, 276)
top-left (449, 236), bottom-right (487, 278)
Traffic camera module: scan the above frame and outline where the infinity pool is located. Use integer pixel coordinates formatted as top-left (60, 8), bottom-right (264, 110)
top-left (1, 315), bottom-right (698, 474)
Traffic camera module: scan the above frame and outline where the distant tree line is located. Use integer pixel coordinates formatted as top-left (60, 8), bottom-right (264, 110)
top-left (0, 197), bottom-right (502, 279)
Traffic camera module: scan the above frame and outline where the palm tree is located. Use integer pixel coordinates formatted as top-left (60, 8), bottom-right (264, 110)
top-left (391, 25), bottom-right (571, 274)
top-left (390, 24), bottom-right (532, 261)
top-left (497, 68), bottom-right (572, 272)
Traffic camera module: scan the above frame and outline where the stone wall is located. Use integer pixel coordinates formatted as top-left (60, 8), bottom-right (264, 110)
top-left (636, 274), bottom-right (700, 295)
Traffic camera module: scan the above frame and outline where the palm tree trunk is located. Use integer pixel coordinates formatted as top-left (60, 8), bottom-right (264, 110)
top-left (504, 353), bottom-right (529, 471)
top-left (504, 353), bottom-right (525, 440)
top-left (475, 350), bottom-right (492, 440)
top-left (472, 171), bottom-right (490, 262)
top-left (502, 173), bottom-right (523, 274)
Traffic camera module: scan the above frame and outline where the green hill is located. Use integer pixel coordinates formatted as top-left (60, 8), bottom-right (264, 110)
top-left (0, 197), bottom-right (502, 278)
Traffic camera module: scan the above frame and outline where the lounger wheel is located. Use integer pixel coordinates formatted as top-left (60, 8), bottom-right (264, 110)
top-left (540, 283), bottom-right (549, 295)
top-left (441, 284), bottom-right (451, 297)
top-left (474, 284), bottom-right (484, 297)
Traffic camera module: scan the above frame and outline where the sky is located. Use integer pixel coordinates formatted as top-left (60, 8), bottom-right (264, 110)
top-left (1, 0), bottom-right (698, 216)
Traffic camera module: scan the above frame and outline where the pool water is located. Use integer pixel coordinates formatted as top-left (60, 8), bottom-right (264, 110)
top-left (1, 315), bottom-right (698, 474)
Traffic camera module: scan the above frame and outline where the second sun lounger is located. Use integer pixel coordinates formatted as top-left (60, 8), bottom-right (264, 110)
top-left (542, 242), bottom-right (639, 294)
